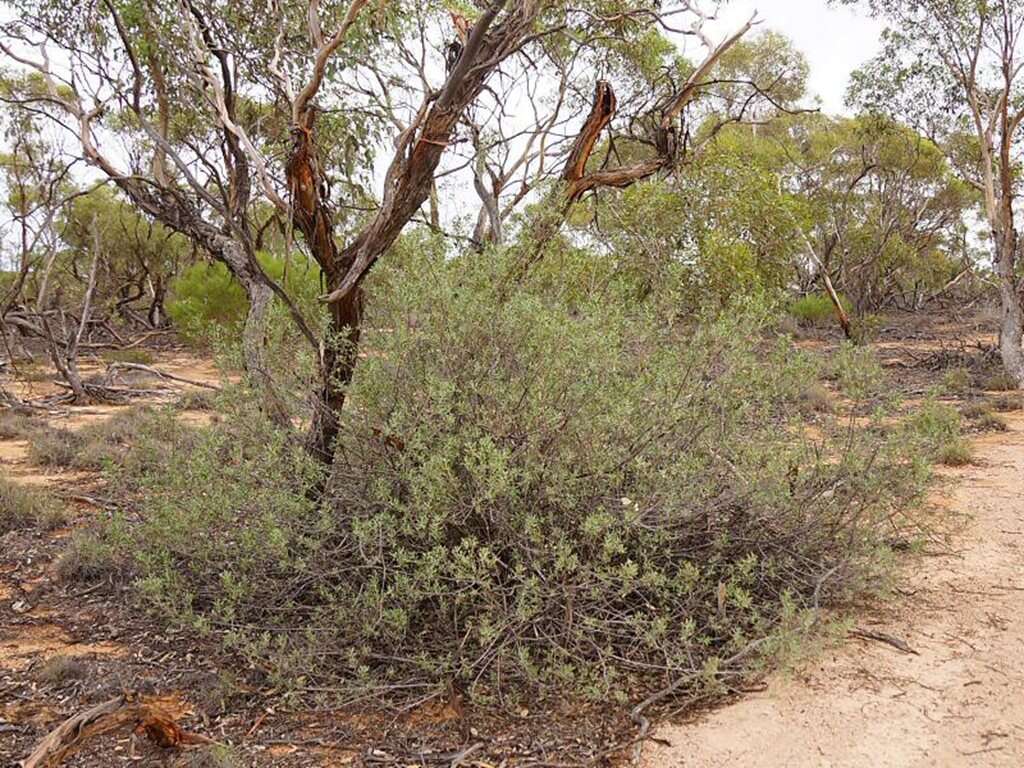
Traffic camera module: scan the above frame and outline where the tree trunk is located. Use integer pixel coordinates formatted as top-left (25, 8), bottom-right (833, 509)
top-left (220, 240), bottom-right (291, 426)
top-left (995, 230), bottom-right (1024, 386)
top-left (284, 117), bottom-right (362, 463)
top-left (306, 286), bottom-right (362, 463)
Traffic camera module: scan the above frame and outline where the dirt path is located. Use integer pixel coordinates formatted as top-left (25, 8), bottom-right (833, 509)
top-left (644, 414), bottom-right (1024, 767)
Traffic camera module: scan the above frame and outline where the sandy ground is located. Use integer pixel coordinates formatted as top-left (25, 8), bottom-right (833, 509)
top-left (644, 414), bottom-right (1024, 768)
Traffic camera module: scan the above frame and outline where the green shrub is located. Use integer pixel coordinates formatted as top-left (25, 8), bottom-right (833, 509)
top-left (0, 479), bottom-right (65, 533)
top-left (166, 261), bottom-right (248, 346)
top-left (167, 252), bottom-right (323, 347)
top-left (98, 252), bottom-right (932, 711)
top-left (788, 292), bottom-right (852, 327)
top-left (830, 342), bottom-right (886, 400)
top-left (907, 400), bottom-right (972, 466)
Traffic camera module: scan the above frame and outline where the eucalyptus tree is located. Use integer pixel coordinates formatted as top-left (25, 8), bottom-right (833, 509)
top-left (1, 0), bottom-right (333, 422)
top-left (60, 187), bottom-right (191, 329)
top-left (842, 0), bottom-right (1024, 383)
top-left (0, 101), bottom-right (97, 367)
top-left (778, 114), bottom-right (974, 314)
top-left (1, 0), bottom-right (797, 461)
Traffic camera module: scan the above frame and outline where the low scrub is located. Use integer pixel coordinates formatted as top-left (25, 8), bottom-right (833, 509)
top-left (56, 528), bottom-right (123, 583)
top-left (909, 400), bottom-right (972, 466)
top-left (0, 409), bottom-right (43, 439)
top-left (0, 478), bottom-right (64, 533)
top-left (90, 254), bottom-right (937, 713)
top-left (28, 407), bottom-right (182, 473)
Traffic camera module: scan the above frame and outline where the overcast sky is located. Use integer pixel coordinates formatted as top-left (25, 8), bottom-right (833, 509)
top-left (709, 1), bottom-right (886, 114)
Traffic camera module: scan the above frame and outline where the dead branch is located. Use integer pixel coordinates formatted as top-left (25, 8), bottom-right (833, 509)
top-left (104, 362), bottom-right (221, 391)
top-left (561, 80), bottom-right (617, 199)
top-left (21, 692), bottom-right (211, 768)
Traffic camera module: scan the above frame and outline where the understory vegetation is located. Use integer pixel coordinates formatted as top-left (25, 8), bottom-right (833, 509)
top-left (53, 250), bottom-right (956, 710)
top-left (0, 476), bottom-right (63, 533)
top-left (3, 0), bottom-right (1023, 753)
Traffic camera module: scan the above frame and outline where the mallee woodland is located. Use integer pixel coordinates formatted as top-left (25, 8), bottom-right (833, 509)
top-left (1, 1), bottom-right (1024, 766)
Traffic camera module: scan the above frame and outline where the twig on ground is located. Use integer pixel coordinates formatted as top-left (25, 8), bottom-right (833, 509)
top-left (849, 627), bottom-right (919, 655)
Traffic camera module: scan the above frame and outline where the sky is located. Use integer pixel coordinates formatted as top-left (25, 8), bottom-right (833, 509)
top-left (710, 0), bottom-right (886, 114)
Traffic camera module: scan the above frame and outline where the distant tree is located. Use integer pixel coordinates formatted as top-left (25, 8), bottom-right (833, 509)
top-left (843, 0), bottom-right (1024, 383)
top-left (60, 188), bottom-right (191, 329)
top-left (780, 114), bottom-right (975, 315)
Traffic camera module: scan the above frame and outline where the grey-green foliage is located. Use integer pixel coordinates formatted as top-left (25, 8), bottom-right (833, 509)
top-left (94, 246), bottom-right (933, 707)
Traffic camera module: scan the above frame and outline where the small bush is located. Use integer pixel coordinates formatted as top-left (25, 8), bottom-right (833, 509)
top-left (788, 293), bottom-right (852, 327)
top-left (28, 407), bottom-right (182, 473)
top-left (73, 407), bottom-right (164, 471)
top-left (0, 410), bottom-right (42, 439)
top-left (961, 400), bottom-right (1008, 430)
top-left (976, 411), bottom-right (1008, 432)
top-left (798, 381), bottom-right (833, 414)
top-left (850, 313), bottom-right (885, 344)
top-left (907, 400), bottom-right (972, 466)
top-left (0, 479), bottom-right (65, 533)
top-left (28, 428), bottom-right (84, 467)
top-left (174, 390), bottom-right (217, 412)
top-left (830, 342), bottom-right (886, 400)
top-left (56, 529), bottom-right (122, 583)
top-left (936, 442), bottom-right (973, 466)
top-left (988, 394), bottom-right (1022, 412)
top-left (941, 367), bottom-right (973, 395)
top-left (960, 401), bottom-right (989, 419)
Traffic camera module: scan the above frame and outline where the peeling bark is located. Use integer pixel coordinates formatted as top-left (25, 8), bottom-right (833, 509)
top-left (287, 0), bottom-right (540, 463)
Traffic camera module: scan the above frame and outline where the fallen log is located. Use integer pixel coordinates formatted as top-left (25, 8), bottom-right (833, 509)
top-left (21, 692), bottom-right (212, 768)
